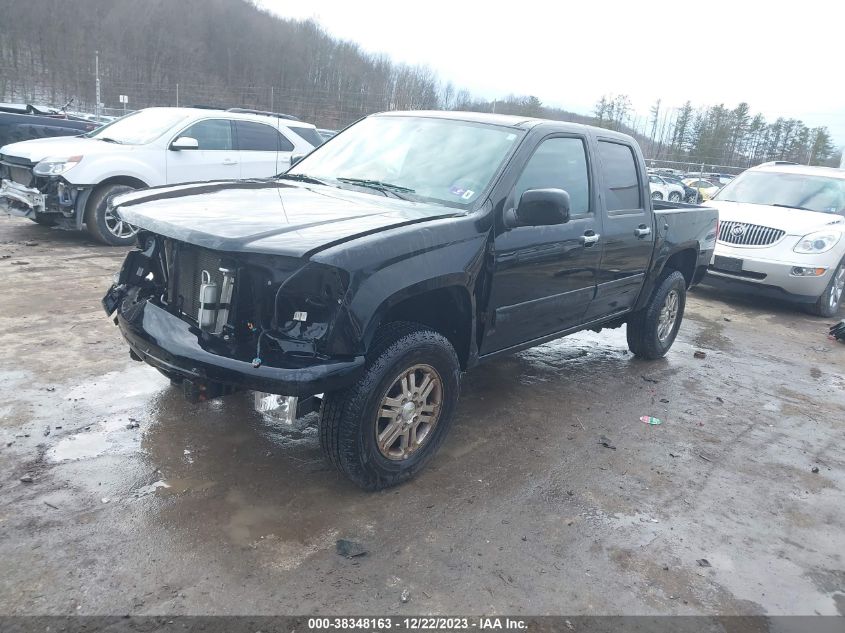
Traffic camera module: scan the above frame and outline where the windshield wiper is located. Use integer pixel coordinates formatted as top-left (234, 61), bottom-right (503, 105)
top-left (336, 177), bottom-right (415, 199)
top-left (97, 137), bottom-right (125, 144)
top-left (771, 203), bottom-right (814, 212)
top-left (276, 173), bottom-right (331, 186)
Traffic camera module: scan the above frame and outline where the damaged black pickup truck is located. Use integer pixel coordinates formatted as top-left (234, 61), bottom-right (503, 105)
top-left (103, 111), bottom-right (718, 490)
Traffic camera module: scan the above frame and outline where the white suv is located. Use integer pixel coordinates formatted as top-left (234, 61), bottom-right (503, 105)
top-left (0, 107), bottom-right (321, 244)
top-left (705, 162), bottom-right (845, 316)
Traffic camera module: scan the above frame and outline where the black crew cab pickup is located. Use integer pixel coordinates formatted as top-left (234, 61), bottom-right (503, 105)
top-left (103, 111), bottom-right (718, 490)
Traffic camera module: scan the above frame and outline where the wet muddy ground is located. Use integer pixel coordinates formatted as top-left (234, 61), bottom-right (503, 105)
top-left (1, 215), bottom-right (843, 616)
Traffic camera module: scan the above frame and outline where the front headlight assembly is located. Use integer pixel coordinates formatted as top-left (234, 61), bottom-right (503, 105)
top-left (33, 155), bottom-right (83, 176)
top-left (793, 230), bottom-right (842, 254)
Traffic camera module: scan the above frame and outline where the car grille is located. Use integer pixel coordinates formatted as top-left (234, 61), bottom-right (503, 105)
top-left (718, 221), bottom-right (785, 246)
top-left (171, 243), bottom-right (225, 323)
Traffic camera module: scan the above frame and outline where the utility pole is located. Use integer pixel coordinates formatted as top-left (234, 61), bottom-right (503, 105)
top-left (270, 86), bottom-right (274, 112)
top-left (95, 50), bottom-right (101, 122)
top-left (176, 83), bottom-right (179, 107)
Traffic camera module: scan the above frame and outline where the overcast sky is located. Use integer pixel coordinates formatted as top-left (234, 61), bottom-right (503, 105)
top-left (259, 0), bottom-right (845, 146)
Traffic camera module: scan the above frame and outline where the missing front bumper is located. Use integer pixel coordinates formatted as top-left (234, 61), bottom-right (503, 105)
top-left (0, 179), bottom-right (45, 217)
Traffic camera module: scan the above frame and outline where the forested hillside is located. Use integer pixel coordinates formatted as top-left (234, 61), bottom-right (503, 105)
top-left (0, 0), bottom-right (839, 167)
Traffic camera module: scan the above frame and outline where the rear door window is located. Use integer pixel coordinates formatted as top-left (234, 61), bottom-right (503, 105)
top-left (598, 141), bottom-right (641, 211)
top-left (287, 126), bottom-right (324, 148)
top-left (234, 120), bottom-right (295, 152)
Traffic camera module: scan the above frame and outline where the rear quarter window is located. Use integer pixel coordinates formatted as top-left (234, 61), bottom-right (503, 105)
top-left (598, 141), bottom-right (641, 211)
top-left (235, 120), bottom-right (294, 152)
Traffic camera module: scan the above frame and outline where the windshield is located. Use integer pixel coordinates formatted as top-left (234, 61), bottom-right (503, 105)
top-left (714, 171), bottom-right (845, 215)
top-left (287, 115), bottom-right (523, 208)
top-left (86, 109), bottom-right (190, 145)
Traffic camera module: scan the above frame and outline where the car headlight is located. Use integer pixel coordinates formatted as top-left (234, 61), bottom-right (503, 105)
top-left (793, 230), bottom-right (842, 254)
top-left (33, 155), bottom-right (83, 176)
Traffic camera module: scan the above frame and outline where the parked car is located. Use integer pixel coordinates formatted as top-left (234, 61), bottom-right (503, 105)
top-left (102, 111), bottom-right (718, 489)
top-left (658, 173), bottom-right (699, 203)
top-left (705, 162), bottom-right (845, 316)
top-left (648, 173), bottom-right (685, 202)
top-left (0, 102), bottom-right (99, 147)
top-left (0, 107), bottom-right (320, 244)
top-left (683, 177), bottom-right (721, 201)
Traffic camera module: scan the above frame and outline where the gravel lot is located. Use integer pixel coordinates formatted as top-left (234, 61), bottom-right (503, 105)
top-left (1, 215), bottom-right (843, 616)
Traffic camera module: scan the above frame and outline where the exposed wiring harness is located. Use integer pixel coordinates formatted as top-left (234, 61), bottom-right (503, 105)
top-left (251, 261), bottom-right (316, 367)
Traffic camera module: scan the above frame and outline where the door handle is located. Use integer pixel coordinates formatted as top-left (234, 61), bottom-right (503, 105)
top-left (222, 159), bottom-right (238, 166)
top-left (580, 232), bottom-right (600, 247)
top-left (634, 226), bottom-right (652, 238)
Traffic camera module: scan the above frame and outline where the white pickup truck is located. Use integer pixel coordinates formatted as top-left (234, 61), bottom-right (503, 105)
top-left (0, 107), bottom-right (321, 245)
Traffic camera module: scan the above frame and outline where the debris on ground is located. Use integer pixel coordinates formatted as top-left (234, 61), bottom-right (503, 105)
top-left (10, 260), bottom-right (30, 265)
top-left (640, 415), bottom-right (662, 425)
top-left (598, 435), bottom-right (616, 450)
top-left (20, 474), bottom-right (34, 483)
top-left (697, 558), bottom-right (711, 567)
top-left (723, 317), bottom-right (732, 322)
top-left (44, 501), bottom-right (59, 510)
top-left (335, 539), bottom-right (368, 558)
top-left (698, 453), bottom-right (713, 462)
top-left (811, 466), bottom-right (820, 474)
top-left (641, 375), bottom-right (659, 383)
top-left (126, 420), bottom-right (140, 430)
top-left (716, 396), bottom-right (724, 403)
top-left (400, 588), bottom-right (410, 603)
top-left (830, 320), bottom-right (845, 342)
top-left (43, 426), bottom-right (50, 436)
top-left (694, 350), bottom-right (707, 359)
top-left (659, 398), bottom-right (669, 403)
top-left (23, 241), bottom-right (38, 246)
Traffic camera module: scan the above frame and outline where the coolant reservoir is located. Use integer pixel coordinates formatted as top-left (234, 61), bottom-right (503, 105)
top-left (198, 270), bottom-right (218, 329)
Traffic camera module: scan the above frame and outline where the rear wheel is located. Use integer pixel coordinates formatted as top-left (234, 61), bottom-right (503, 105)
top-left (668, 191), bottom-right (682, 202)
top-left (651, 191), bottom-right (663, 200)
top-left (627, 270), bottom-right (687, 359)
top-left (84, 183), bottom-right (139, 246)
top-left (319, 321), bottom-right (461, 490)
top-left (808, 259), bottom-right (845, 318)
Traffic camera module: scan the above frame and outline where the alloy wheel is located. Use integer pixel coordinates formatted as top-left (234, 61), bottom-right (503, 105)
top-left (104, 206), bottom-right (139, 240)
top-left (657, 289), bottom-right (679, 342)
top-left (375, 364), bottom-right (443, 460)
top-left (830, 264), bottom-right (845, 311)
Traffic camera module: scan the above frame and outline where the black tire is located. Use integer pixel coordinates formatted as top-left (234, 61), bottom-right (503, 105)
top-left (807, 258), bottom-right (845, 318)
top-left (84, 183), bottom-right (138, 246)
top-left (651, 191), bottom-right (663, 200)
top-left (319, 321), bottom-right (461, 490)
top-left (29, 215), bottom-right (57, 227)
top-left (627, 270), bottom-right (687, 359)
top-left (668, 191), bottom-right (682, 202)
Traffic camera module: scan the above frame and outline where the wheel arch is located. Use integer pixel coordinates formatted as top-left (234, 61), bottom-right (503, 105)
top-left (363, 279), bottom-right (475, 370)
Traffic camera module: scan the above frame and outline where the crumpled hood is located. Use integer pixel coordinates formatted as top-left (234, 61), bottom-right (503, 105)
top-left (114, 180), bottom-right (462, 257)
top-left (0, 135), bottom-right (132, 163)
top-left (708, 200), bottom-right (844, 235)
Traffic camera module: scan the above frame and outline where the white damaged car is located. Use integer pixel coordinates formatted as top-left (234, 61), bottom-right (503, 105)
top-left (705, 162), bottom-right (845, 316)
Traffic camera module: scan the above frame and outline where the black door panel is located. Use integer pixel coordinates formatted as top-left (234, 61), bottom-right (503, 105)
top-left (480, 135), bottom-right (600, 355)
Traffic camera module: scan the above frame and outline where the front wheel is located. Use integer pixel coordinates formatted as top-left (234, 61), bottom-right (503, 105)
top-left (668, 191), bottom-right (682, 202)
top-left (627, 270), bottom-right (687, 359)
top-left (84, 183), bottom-right (139, 246)
top-left (651, 191), bottom-right (663, 200)
top-left (319, 321), bottom-right (461, 490)
top-left (808, 259), bottom-right (845, 317)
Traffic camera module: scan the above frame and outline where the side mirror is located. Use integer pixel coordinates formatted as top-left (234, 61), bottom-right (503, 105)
top-left (504, 188), bottom-right (571, 228)
top-left (290, 154), bottom-right (306, 167)
top-left (170, 136), bottom-right (199, 150)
